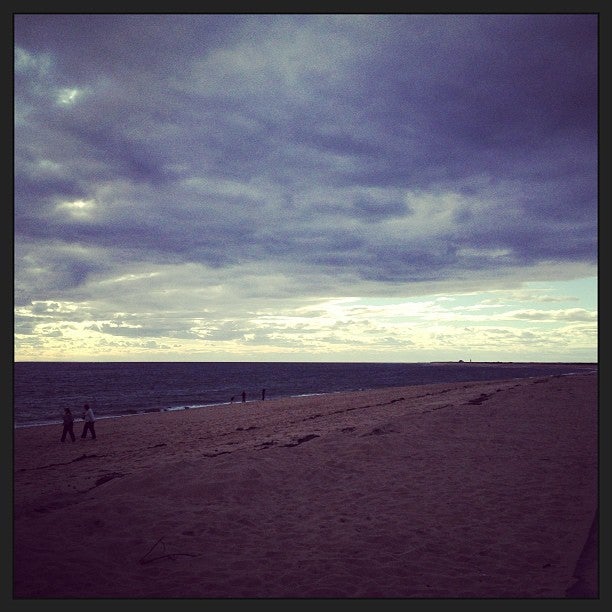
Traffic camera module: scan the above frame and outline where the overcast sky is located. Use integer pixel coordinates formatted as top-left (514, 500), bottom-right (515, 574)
top-left (14, 13), bottom-right (597, 362)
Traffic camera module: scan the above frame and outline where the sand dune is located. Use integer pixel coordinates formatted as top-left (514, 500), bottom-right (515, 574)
top-left (13, 372), bottom-right (598, 598)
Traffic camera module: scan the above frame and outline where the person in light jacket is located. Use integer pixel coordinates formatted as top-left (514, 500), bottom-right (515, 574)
top-left (81, 403), bottom-right (97, 440)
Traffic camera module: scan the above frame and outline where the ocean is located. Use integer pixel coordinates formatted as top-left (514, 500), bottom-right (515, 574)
top-left (13, 361), bottom-right (597, 428)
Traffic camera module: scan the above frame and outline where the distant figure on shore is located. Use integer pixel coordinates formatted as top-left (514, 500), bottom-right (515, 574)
top-left (61, 408), bottom-right (75, 443)
top-left (241, 390), bottom-right (246, 403)
top-left (230, 396), bottom-right (235, 403)
top-left (261, 388), bottom-right (266, 401)
top-left (81, 403), bottom-right (97, 440)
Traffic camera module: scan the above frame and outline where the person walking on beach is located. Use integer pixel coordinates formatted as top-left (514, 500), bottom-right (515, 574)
top-left (241, 390), bottom-right (246, 403)
top-left (81, 403), bottom-right (97, 440)
top-left (261, 388), bottom-right (266, 401)
top-left (61, 408), bottom-right (76, 442)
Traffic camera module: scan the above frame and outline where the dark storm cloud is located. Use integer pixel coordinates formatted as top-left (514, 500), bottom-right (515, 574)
top-left (352, 197), bottom-right (409, 222)
top-left (14, 14), bottom-right (597, 306)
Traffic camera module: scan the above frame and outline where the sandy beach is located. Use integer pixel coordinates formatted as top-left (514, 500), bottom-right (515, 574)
top-left (13, 370), bottom-right (598, 599)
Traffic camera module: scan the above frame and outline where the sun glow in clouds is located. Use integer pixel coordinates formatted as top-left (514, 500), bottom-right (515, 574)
top-left (56, 199), bottom-right (95, 219)
top-left (57, 87), bottom-right (81, 104)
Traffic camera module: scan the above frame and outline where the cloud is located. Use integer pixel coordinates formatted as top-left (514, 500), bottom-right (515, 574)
top-left (506, 308), bottom-right (597, 322)
top-left (14, 14), bottom-right (598, 361)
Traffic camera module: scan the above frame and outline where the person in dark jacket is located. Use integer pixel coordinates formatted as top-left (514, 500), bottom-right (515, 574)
top-left (61, 407), bottom-right (75, 442)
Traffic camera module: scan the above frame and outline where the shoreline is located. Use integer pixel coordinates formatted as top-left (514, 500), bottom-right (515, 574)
top-left (13, 372), bottom-right (598, 598)
top-left (13, 363), bottom-right (598, 430)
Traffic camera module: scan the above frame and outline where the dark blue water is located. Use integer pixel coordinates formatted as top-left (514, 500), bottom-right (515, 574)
top-left (13, 361), bottom-right (596, 428)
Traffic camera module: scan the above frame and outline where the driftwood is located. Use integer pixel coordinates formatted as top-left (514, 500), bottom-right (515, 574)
top-left (139, 536), bottom-right (199, 564)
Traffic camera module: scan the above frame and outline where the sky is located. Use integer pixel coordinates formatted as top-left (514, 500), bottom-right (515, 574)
top-left (13, 13), bottom-right (598, 363)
